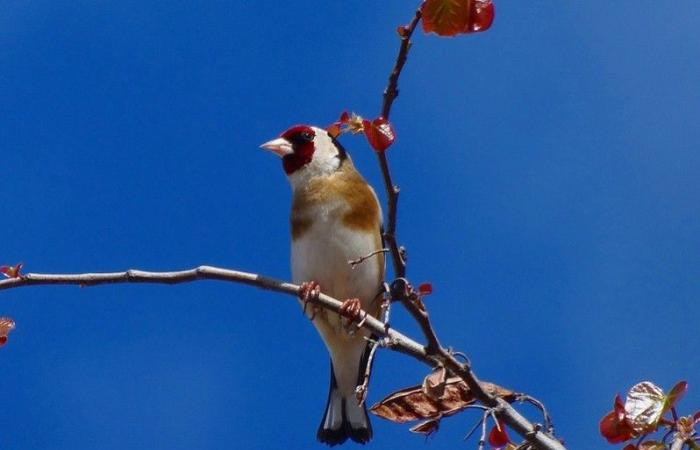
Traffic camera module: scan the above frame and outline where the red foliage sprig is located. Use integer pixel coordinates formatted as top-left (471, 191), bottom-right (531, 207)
top-left (0, 262), bottom-right (23, 279)
top-left (326, 111), bottom-right (396, 152)
top-left (600, 381), bottom-right (696, 449)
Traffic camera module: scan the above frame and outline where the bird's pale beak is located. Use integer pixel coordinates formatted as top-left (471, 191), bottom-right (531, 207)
top-left (260, 137), bottom-right (293, 157)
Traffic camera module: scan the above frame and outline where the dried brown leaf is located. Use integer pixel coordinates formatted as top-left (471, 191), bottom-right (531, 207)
top-left (370, 377), bottom-right (515, 423)
top-left (409, 418), bottom-right (440, 436)
top-left (422, 366), bottom-right (447, 400)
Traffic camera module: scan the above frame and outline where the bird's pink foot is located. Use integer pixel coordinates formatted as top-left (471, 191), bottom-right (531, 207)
top-left (339, 298), bottom-right (363, 322)
top-left (298, 281), bottom-right (321, 321)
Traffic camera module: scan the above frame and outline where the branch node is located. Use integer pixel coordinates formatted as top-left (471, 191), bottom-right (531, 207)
top-left (389, 277), bottom-right (410, 300)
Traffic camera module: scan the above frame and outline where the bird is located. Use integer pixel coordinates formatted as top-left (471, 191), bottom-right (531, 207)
top-left (261, 124), bottom-right (385, 445)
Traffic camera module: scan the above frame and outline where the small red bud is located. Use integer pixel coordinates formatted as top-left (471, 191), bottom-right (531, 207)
top-left (0, 262), bottom-right (23, 279)
top-left (418, 283), bottom-right (433, 296)
top-left (362, 117), bottom-right (396, 152)
top-left (488, 421), bottom-right (510, 447)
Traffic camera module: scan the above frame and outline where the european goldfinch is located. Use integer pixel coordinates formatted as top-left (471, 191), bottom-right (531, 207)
top-left (262, 125), bottom-right (384, 445)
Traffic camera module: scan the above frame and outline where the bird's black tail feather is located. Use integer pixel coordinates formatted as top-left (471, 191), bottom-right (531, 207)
top-left (317, 341), bottom-right (374, 446)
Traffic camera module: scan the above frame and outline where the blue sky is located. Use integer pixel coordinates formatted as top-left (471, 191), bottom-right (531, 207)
top-left (2, 1), bottom-right (699, 449)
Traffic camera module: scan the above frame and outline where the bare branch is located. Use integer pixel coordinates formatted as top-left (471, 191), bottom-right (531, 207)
top-left (518, 394), bottom-right (555, 436)
top-left (355, 336), bottom-right (380, 405)
top-left (356, 292), bottom-right (391, 405)
top-left (381, 5), bottom-right (423, 121)
top-left (0, 266), bottom-right (431, 361)
top-left (376, 4), bottom-right (422, 279)
top-left (390, 278), bottom-right (442, 352)
top-left (464, 407), bottom-right (488, 441)
top-left (478, 408), bottom-right (489, 450)
top-left (0, 267), bottom-right (565, 449)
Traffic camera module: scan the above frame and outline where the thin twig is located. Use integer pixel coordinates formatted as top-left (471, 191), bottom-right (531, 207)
top-left (634, 434), bottom-right (648, 448)
top-left (389, 278), bottom-right (442, 352)
top-left (356, 291), bottom-right (391, 405)
top-left (381, 4), bottom-right (423, 120)
top-left (663, 428), bottom-right (676, 446)
top-left (464, 405), bottom-right (489, 441)
top-left (670, 434), bottom-right (687, 450)
top-left (349, 248), bottom-right (389, 269)
top-left (376, 4), bottom-right (422, 279)
top-left (518, 394), bottom-right (555, 435)
top-left (478, 408), bottom-right (489, 450)
top-left (356, 339), bottom-right (379, 405)
top-left (380, 282), bottom-right (392, 330)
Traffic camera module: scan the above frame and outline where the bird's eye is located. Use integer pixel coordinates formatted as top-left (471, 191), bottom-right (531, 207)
top-left (300, 131), bottom-right (314, 141)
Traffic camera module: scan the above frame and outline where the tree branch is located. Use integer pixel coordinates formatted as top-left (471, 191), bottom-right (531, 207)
top-left (376, 4), bottom-right (422, 279)
top-left (0, 266), bottom-right (564, 449)
top-left (0, 267), bottom-right (429, 361)
top-left (370, 4), bottom-right (565, 449)
top-left (381, 6), bottom-right (423, 121)
top-left (670, 436), bottom-right (685, 450)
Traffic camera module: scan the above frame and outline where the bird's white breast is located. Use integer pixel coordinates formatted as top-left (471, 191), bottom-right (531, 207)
top-left (291, 200), bottom-right (382, 333)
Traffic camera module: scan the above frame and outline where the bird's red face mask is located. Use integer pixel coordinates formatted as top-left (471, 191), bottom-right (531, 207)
top-left (261, 125), bottom-right (316, 175)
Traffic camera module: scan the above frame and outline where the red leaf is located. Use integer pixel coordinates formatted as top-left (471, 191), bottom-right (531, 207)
top-left (488, 421), bottom-right (510, 447)
top-left (625, 381), bottom-right (666, 433)
top-left (600, 395), bottom-right (637, 444)
top-left (418, 283), bottom-right (433, 296)
top-left (466, 0), bottom-right (495, 33)
top-left (663, 381), bottom-right (688, 413)
top-left (0, 317), bottom-right (16, 348)
top-left (422, 0), bottom-right (495, 37)
top-left (0, 262), bottom-right (23, 279)
top-left (422, 0), bottom-right (470, 37)
top-left (622, 445), bottom-right (637, 450)
top-left (326, 122), bottom-right (342, 139)
top-left (396, 25), bottom-right (410, 38)
top-left (600, 410), bottom-right (636, 444)
top-left (614, 394), bottom-right (626, 417)
top-left (362, 117), bottom-right (395, 152)
top-left (327, 111), bottom-right (354, 138)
